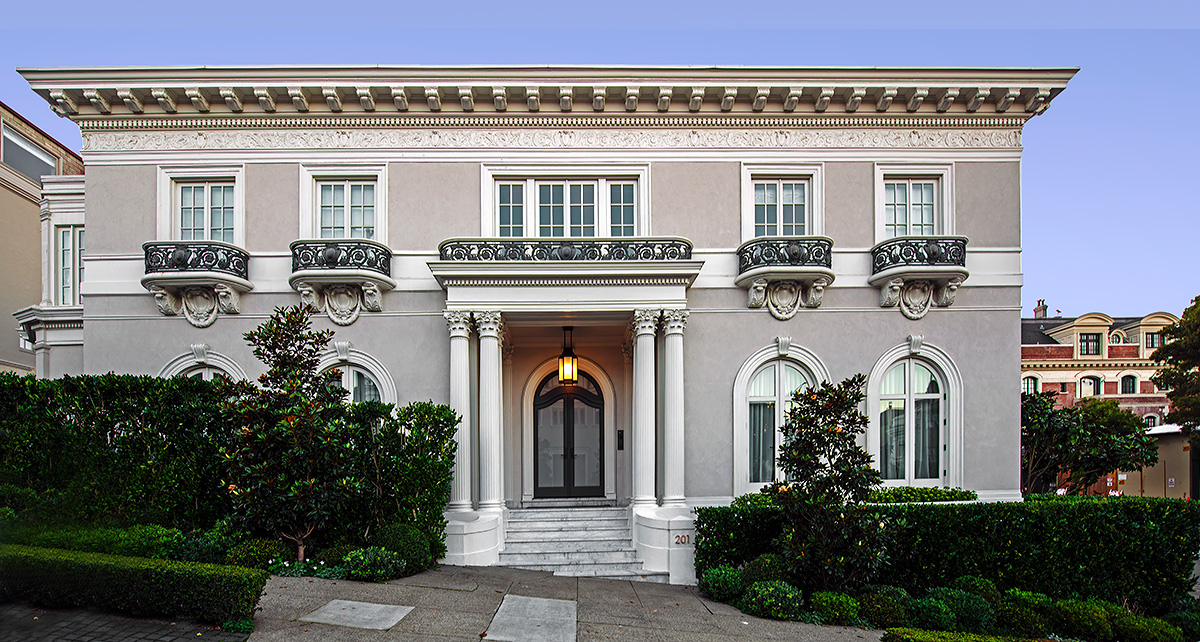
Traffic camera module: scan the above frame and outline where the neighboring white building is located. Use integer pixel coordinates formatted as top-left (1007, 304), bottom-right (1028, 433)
top-left (18, 65), bottom-right (1074, 583)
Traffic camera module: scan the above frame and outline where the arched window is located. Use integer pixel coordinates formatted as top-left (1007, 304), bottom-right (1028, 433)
top-left (878, 359), bottom-right (944, 485)
top-left (1079, 376), bottom-right (1102, 397)
top-left (1022, 376), bottom-right (1039, 395)
top-left (746, 360), bottom-right (814, 483)
top-left (1145, 415), bottom-right (1159, 428)
top-left (182, 365), bottom-right (228, 381)
top-left (326, 366), bottom-right (382, 403)
top-left (1121, 375), bottom-right (1137, 395)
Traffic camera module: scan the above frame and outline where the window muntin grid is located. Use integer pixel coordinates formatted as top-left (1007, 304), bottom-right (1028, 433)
top-left (1079, 333), bottom-right (1101, 356)
top-left (179, 182), bottom-right (235, 243)
top-left (879, 360), bottom-right (943, 484)
top-left (753, 179), bottom-right (808, 237)
top-left (1022, 377), bottom-right (1038, 395)
top-left (319, 180), bottom-right (375, 239)
top-left (1121, 375), bottom-right (1137, 395)
top-left (497, 178), bottom-right (637, 237)
top-left (884, 179), bottom-right (937, 238)
top-left (57, 226), bottom-right (84, 306)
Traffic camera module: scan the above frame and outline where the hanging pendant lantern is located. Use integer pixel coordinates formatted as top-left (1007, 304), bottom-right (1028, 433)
top-left (558, 326), bottom-right (578, 385)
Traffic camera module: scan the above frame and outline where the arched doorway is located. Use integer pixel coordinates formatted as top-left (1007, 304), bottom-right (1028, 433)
top-left (533, 371), bottom-right (604, 498)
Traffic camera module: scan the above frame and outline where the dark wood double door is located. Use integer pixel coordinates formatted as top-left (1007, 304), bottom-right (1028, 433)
top-left (533, 371), bottom-right (604, 498)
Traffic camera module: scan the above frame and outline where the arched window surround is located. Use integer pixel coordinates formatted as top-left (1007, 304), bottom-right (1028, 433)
top-left (866, 340), bottom-right (963, 489)
top-left (317, 342), bottom-right (397, 405)
top-left (1078, 374), bottom-right (1104, 398)
top-left (1022, 374), bottom-right (1040, 396)
top-left (732, 338), bottom-right (832, 497)
top-left (159, 343), bottom-right (248, 380)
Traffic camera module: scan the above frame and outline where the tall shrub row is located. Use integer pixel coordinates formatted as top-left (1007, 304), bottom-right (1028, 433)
top-left (694, 496), bottom-right (1200, 615)
top-left (0, 373), bottom-right (228, 529)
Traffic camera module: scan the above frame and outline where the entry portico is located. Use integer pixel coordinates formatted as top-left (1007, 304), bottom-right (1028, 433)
top-left (430, 237), bottom-right (702, 577)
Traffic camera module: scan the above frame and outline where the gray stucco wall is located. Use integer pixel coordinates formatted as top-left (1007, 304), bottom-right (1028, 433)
top-left (651, 162), bottom-right (740, 247)
top-left (391, 162), bottom-right (481, 250)
top-left (245, 164), bottom-right (299, 252)
top-left (86, 165), bottom-right (156, 255)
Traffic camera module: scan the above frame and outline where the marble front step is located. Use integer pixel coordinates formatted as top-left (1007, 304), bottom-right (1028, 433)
top-left (506, 520), bottom-right (628, 533)
top-left (499, 549), bottom-right (638, 565)
top-left (502, 538), bottom-right (634, 554)
top-left (507, 507), bottom-right (627, 520)
top-left (498, 506), bottom-right (656, 581)
top-left (508, 559), bottom-right (648, 574)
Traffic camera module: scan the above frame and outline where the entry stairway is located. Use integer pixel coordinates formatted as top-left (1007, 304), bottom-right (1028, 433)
top-left (497, 506), bottom-right (668, 583)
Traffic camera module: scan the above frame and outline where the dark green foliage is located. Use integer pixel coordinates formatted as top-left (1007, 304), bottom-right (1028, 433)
top-left (693, 504), bottom-right (783, 576)
top-left (1152, 295), bottom-right (1200, 439)
top-left (811, 591), bottom-right (860, 625)
top-left (907, 597), bottom-right (957, 632)
top-left (316, 543), bottom-right (360, 565)
top-left (268, 557), bottom-right (347, 579)
top-left (765, 374), bottom-right (890, 594)
top-left (176, 517), bottom-right (248, 564)
top-left (1052, 599), bottom-right (1114, 642)
top-left (1, 523), bottom-right (185, 559)
top-left (868, 487), bottom-right (978, 503)
top-left (225, 538), bottom-right (290, 570)
top-left (741, 552), bottom-right (785, 586)
top-left (1112, 615), bottom-right (1185, 642)
top-left (1163, 611), bottom-right (1200, 641)
top-left (221, 619), bottom-right (255, 634)
top-left (860, 594), bottom-right (908, 629)
top-left (343, 546), bottom-right (404, 582)
top-left (1001, 588), bottom-right (1051, 613)
top-left (882, 629), bottom-right (1042, 642)
top-left (0, 372), bottom-right (229, 529)
top-left (0, 484), bottom-right (38, 512)
top-left (738, 580), bottom-right (804, 621)
top-left (993, 602), bottom-right (1048, 638)
top-left (0, 544), bottom-right (266, 623)
top-left (952, 576), bottom-right (1001, 605)
top-left (698, 565), bottom-right (745, 603)
top-left (926, 587), bottom-right (993, 634)
top-left (374, 522), bottom-right (433, 575)
top-left (730, 492), bottom-right (775, 509)
top-left (874, 497), bottom-right (1200, 615)
top-left (866, 584), bottom-right (913, 604)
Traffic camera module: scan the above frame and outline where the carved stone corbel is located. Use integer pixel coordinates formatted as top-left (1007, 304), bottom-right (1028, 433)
top-left (214, 283), bottom-right (241, 315)
top-left (179, 286), bottom-right (219, 328)
top-left (934, 277), bottom-right (963, 308)
top-left (324, 284), bottom-right (362, 326)
top-left (880, 277), bottom-right (904, 308)
top-left (361, 282), bottom-right (383, 312)
top-left (899, 281), bottom-right (935, 320)
top-left (748, 278), bottom-right (768, 309)
top-left (296, 281), bottom-right (324, 312)
top-left (801, 277), bottom-right (829, 309)
top-left (150, 285), bottom-right (181, 316)
top-left (766, 281), bottom-right (802, 321)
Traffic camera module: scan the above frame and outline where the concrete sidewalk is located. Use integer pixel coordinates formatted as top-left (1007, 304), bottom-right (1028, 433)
top-left (250, 565), bottom-right (884, 641)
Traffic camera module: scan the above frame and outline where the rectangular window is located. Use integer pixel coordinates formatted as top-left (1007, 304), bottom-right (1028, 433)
top-left (1079, 333), bottom-right (1101, 356)
top-left (57, 225), bottom-right (84, 306)
top-left (2, 124), bottom-right (56, 185)
top-left (1145, 332), bottom-right (1163, 349)
top-left (884, 179), bottom-right (937, 238)
top-left (496, 177), bottom-right (637, 238)
top-left (1121, 376), bottom-right (1136, 395)
top-left (753, 179), bottom-right (808, 237)
top-left (318, 180), bottom-right (375, 239)
top-left (178, 181), bottom-right (235, 243)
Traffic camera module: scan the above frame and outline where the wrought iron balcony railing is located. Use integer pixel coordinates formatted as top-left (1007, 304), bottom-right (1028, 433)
top-left (438, 237), bottom-right (693, 262)
top-left (290, 239), bottom-right (392, 277)
top-left (144, 241), bottom-right (250, 281)
top-left (871, 236), bottom-right (967, 275)
top-left (737, 236), bottom-right (832, 275)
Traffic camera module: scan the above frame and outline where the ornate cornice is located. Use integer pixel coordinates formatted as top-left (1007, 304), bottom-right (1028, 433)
top-left (82, 126), bottom-right (1021, 152)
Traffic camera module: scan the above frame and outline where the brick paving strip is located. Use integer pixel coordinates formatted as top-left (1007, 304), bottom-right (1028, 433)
top-left (0, 602), bottom-right (250, 642)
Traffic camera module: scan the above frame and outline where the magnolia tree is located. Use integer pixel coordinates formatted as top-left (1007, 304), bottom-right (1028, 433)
top-left (1153, 295), bottom-right (1200, 442)
top-left (765, 373), bottom-right (889, 594)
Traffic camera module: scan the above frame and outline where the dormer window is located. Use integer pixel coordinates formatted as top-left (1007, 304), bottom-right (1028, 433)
top-left (1079, 333), bottom-right (1101, 356)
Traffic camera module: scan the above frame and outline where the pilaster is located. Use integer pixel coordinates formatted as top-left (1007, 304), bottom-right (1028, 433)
top-left (661, 309), bottom-right (689, 507)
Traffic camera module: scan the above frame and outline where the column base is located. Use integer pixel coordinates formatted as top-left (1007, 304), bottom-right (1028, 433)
top-left (631, 505), bottom-right (697, 586)
top-left (629, 496), bottom-right (658, 508)
top-left (440, 510), bottom-right (503, 566)
top-left (446, 500), bottom-right (474, 512)
top-left (660, 495), bottom-right (686, 508)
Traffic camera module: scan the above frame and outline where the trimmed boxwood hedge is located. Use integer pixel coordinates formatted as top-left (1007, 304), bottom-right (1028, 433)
top-left (0, 544), bottom-right (267, 623)
top-left (882, 628), bottom-right (1041, 642)
top-left (694, 496), bottom-right (1200, 615)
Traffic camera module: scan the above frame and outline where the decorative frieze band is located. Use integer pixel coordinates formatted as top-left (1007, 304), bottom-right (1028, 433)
top-left (82, 126), bottom-right (1022, 152)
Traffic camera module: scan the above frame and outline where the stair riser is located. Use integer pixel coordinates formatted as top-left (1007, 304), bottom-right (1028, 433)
top-left (511, 562), bottom-right (648, 573)
top-left (505, 531), bottom-right (630, 543)
top-left (507, 519), bottom-right (628, 531)
top-left (500, 550), bottom-right (638, 564)
top-left (503, 540), bottom-right (635, 554)
top-left (508, 509), bottom-right (627, 520)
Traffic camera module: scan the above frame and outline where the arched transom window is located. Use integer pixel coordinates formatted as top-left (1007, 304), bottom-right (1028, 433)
top-left (182, 365), bottom-right (228, 381)
top-left (747, 360), bottom-right (813, 483)
top-left (879, 359), bottom-right (944, 486)
top-left (1079, 376), bottom-right (1102, 398)
top-left (1022, 376), bottom-right (1039, 395)
top-left (326, 366), bottom-right (381, 403)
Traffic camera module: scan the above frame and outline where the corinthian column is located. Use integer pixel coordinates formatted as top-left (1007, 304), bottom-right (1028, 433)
top-left (631, 309), bottom-right (660, 507)
top-left (39, 203), bottom-right (52, 306)
top-left (661, 309), bottom-right (689, 507)
top-left (475, 311), bottom-right (505, 512)
top-left (444, 310), bottom-right (473, 511)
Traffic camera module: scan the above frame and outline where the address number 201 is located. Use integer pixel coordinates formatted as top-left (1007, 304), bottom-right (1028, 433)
top-left (674, 534), bottom-right (689, 545)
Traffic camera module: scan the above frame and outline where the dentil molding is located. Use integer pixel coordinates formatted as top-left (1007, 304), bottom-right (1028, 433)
top-left (82, 127), bottom-right (1022, 152)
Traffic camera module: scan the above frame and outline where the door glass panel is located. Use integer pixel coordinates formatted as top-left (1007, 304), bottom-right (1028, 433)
top-left (573, 403), bottom-right (602, 488)
top-left (537, 400), bottom-right (566, 489)
top-left (914, 398), bottom-right (940, 479)
top-left (881, 364), bottom-right (906, 395)
top-left (748, 365), bottom-right (776, 397)
top-left (880, 399), bottom-right (906, 480)
top-left (749, 401), bottom-right (775, 483)
top-left (914, 363), bottom-right (939, 394)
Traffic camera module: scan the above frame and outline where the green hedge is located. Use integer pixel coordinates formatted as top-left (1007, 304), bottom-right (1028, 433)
top-left (693, 496), bottom-right (1200, 614)
top-left (869, 487), bottom-right (978, 503)
top-left (1, 524), bottom-right (184, 559)
top-left (0, 544), bottom-right (267, 623)
top-left (882, 628), bottom-right (1039, 642)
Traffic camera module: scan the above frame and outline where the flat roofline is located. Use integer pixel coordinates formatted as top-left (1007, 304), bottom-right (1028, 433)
top-left (0, 98), bottom-right (82, 162)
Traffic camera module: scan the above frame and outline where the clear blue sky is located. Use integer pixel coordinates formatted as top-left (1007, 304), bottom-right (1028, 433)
top-left (2, 1), bottom-right (1197, 319)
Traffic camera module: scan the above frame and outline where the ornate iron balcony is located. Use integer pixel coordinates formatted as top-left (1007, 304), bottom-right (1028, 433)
top-left (144, 241), bottom-right (249, 280)
top-left (438, 237), bottom-right (693, 261)
top-left (737, 236), bottom-right (832, 274)
top-left (290, 239), bottom-right (392, 277)
top-left (871, 236), bottom-right (967, 275)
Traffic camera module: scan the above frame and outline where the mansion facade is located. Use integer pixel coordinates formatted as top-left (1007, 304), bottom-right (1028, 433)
top-left (17, 65), bottom-right (1074, 583)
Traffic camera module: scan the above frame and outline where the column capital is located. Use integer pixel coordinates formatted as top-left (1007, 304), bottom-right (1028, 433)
top-left (443, 310), bottom-right (473, 338)
top-left (476, 310), bottom-right (504, 338)
top-left (632, 309), bottom-right (660, 336)
top-left (661, 309), bottom-right (690, 335)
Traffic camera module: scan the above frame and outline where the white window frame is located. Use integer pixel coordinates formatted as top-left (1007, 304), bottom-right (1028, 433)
top-left (317, 346), bottom-right (397, 405)
top-left (746, 359), bottom-right (815, 485)
top-left (480, 164), bottom-right (650, 237)
top-left (156, 166), bottom-right (245, 247)
top-left (874, 163), bottom-right (954, 243)
top-left (740, 163), bottom-right (824, 241)
top-left (55, 225), bottom-right (85, 306)
top-left (877, 359), bottom-right (946, 487)
top-left (1078, 375), bottom-right (1103, 398)
top-left (1144, 414), bottom-right (1160, 428)
top-left (299, 164), bottom-right (388, 241)
top-left (1022, 375), bottom-right (1039, 396)
top-left (2, 123), bottom-right (57, 185)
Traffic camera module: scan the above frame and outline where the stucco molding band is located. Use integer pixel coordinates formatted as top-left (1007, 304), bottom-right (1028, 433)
top-left (81, 127), bottom-right (1023, 152)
